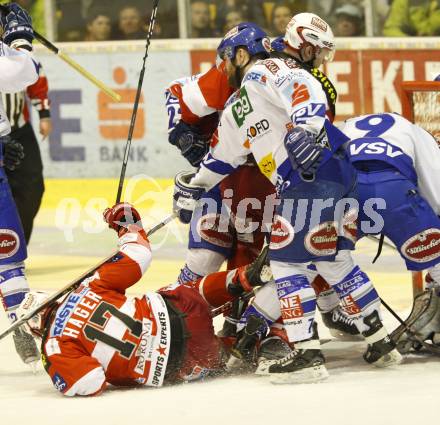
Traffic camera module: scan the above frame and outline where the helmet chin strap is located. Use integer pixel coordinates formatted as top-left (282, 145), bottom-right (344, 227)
top-left (298, 46), bottom-right (316, 68)
top-left (231, 56), bottom-right (252, 88)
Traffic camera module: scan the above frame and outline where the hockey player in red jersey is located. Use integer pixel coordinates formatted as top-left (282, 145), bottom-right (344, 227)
top-left (165, 23), bottom-right (275, 284)
top-left (165, 24), bottom-right (278, 358)
top-left (166, 23), bottom-right (358, 359)
top-left (16, 203), bottom-right (269, 396)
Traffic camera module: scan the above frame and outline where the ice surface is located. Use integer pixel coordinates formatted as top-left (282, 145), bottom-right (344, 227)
top-left (2, 309), bottom-right (440, 425)
top-left (1, 212), bottom-right (439, 425)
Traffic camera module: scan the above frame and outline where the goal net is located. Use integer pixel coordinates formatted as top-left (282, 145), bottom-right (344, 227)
top-left (400, 81), bottom-right (440, 296)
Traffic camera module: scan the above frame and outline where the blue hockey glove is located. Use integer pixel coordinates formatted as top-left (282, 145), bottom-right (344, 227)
top-left (0, 2), bottom-right (34, 46)
top-left (169, 121), bottom-right (210, 167)
top-left (1, 136), bottom-right (24, 170)
top-left (284, 127), bottom-right (323, 174)
top-left (173, 171), bottom-right (205, 224)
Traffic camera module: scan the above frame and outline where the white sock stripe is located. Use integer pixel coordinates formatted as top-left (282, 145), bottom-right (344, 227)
top-left (197, 276), bottom-right (212, 307)
top-left (364, 326), bottom-right (388, 344)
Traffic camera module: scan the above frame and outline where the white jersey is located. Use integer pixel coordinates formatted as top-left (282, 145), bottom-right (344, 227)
top-left (342, 113), bottom-right (440, 215)
top-left (0, 42), bottom-right (38, 135)
top-left (192, 57), bottom-right (342, 191)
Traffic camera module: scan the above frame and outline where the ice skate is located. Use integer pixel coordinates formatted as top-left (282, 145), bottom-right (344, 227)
top-left (362, 311), bottom-right (402, 368)
top-left (321, 306), bottom-right (361, 340)
top-left (13, 326), bottom-right (40, 366)
top-left (267, 348), bottom-right (329, 384)
top-left (267, 323), bottom-right (328, 384)
top-left (255, 335), bottom-right (294, 376)
top-left (227, 314), bottom-right (266, 373)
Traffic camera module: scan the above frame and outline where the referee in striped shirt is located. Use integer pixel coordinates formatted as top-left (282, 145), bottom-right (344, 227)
top-left (4, 60), bottom-right (51, 244)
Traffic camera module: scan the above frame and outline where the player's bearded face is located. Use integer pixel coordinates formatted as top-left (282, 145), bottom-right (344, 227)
top-left (219, 57), bottom-right (239, 88)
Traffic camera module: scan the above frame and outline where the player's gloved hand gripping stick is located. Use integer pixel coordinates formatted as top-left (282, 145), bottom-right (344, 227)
top-left (0, 2), bottom-right (121, 102)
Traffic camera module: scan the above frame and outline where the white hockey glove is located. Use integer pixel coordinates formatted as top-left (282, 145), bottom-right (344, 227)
top-left (173, 171), bottom-right (205, 224)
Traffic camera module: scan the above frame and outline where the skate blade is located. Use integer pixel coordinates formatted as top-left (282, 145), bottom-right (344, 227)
top-left (372, 349), bottom-right (403, 368)
top-left (226, 356), bottom-right (255, 374)
top-left (255, 358), bottom-right (276, 376)
top-left (269, 364), bottom-right (329, 384)
top-left (27, 360), bottom-right (40, 374)
top-left (329, 328), bottom-right (362, 341)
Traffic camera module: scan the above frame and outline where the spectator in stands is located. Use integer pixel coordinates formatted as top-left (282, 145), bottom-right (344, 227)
top-left (215, 0), bottom-right (266, 30)
top-left (334, 4), bottom-right (364, 36)
top-left (223, 9), bottom-right (246, 32)
top-left (383, 0), bottom-right (440, 36)
top-left (116, 5), bottom-right (146, 40)
top-left (190, 1), bottom-right (217, 37)
top-left (17, 0), bottom-right (45, 34)
top-left (56, 0), bottom-right (85, 41)
top-left (84, 9), bottom-right (112, 41)
top-left (270, 3), bottom-right (295, 36)
top-left (307, 0), bottom-right (338, 21)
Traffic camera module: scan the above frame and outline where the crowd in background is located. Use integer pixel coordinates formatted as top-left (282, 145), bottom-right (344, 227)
top-left (21, 0), bottom-right (440, 40)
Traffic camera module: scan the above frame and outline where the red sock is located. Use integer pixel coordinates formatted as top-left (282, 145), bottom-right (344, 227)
top-left (193, 270), bottom-right (236, 308)
top-left (311, 274), bottom-right (332, 296)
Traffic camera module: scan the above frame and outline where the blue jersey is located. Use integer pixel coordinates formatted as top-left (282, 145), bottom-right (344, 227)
top-left (342, 113), bottom-right (440, 215)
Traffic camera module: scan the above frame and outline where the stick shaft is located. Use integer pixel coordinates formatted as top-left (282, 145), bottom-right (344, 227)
top-left (366, 235), bottom-right (397, 251)
top-left (116, 0), bottom-right (159, 203)
top-left (0, 212), bottom-right (175, 341)
top-left (0, 5), bottom-right (120, 102)
top-left (57, 52), bottom-right (121, 102)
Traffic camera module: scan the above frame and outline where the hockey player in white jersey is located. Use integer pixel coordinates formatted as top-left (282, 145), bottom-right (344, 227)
top-left (0, 2), bottom-right (40, 365)
top-left (173, 14), bottom-right (401, 383)
top-left (341, 113), bottom-right (440, 352)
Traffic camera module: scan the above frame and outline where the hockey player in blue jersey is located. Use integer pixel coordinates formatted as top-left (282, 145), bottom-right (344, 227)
top-left (173, 14), bottom-right (402, 383)
top-left (0, 2), bottom-right (40, 365)
top-left (343, 112), bottom-right (440, 277)
top-left (341, 112), bottom-right (440, 351)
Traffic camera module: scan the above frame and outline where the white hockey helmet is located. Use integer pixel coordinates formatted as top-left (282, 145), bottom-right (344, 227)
top-left (284, 13), bottom-right (335, 64)
top-left (16, 291), bottom-right (51, 338)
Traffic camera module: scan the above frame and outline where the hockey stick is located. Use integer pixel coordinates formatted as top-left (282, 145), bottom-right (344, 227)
top-left (0, 4), bottom-right (121, 102)
top-left (0, 212), bottom-right (175, 342)
top-left (366, 234), bottom-right (397, 251)
top-left (382, 296), bottom-right (440, 355)
top-left (116, 0), bottom-right (159, 204)
top-left (366, 236), bottom-right (439, 351)
top-left (211, 290), bottom-right (255, 318)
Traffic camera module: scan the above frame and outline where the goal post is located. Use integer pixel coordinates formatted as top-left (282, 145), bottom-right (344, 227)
top-left (400, 81), bottom-right (440, 297)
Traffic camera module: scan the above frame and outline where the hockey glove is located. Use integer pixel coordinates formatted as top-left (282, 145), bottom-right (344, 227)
top-left (173, 171), bottom-right (205, 224)
top-left (284, 127), bottom-right (323, 174)
top-left (103, 202), bottom-right (142, 233)
top-left (169, 121), bottom-right (210, 167)
top-left (1, 136), bottom-right (24, 170)
top-left (0, 3), bottom-right (34, 46)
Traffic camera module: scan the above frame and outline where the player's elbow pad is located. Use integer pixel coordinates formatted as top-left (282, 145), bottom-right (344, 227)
top-left (64, 367), bottom-right (106, 397)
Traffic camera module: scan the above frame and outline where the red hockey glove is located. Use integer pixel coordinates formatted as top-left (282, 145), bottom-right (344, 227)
top-left (103, 202), bottom-right (142, 232)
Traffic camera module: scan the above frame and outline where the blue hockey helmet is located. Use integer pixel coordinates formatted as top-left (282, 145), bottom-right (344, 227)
top-left (270, 36), bottom-right (286, 53)
top-left (216, 22), bottom-right (270, 67)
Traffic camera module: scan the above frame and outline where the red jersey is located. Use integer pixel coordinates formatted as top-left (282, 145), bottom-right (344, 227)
top-left (40, 226), bottom-right (239, 396)
top-left (167, 66), bottom-right (233, 123)
top-left (166, 66), bottom-right (277, 269)
top-left (166, 66), bottom-right (234, 138)
top-left (41, 226), bottom-right (172, 396)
